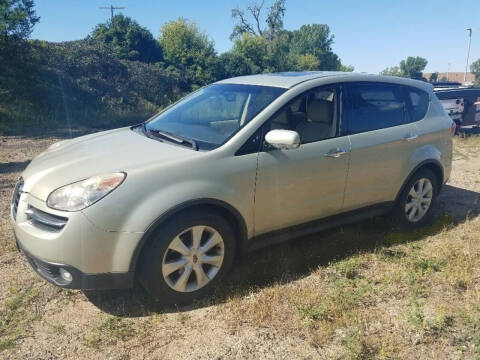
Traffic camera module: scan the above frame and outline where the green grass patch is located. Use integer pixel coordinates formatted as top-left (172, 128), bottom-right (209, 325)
top-left (335, 257), bottom-right (361, 279)
top-left (0, 286), bottom-right (41, 350)
top-left (342, 327), bottom-right (371, 360)
top-left (84, 316), bottom-right (135, 349)
top-left (298, 305), bottom-right (327, 324)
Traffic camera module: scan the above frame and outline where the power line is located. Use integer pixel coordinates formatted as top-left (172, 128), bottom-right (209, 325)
top-left (99, 5), bottom-right (125, 21)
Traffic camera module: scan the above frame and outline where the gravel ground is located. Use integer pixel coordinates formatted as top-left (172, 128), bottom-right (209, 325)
top-left (1, 134), bottom-right (479, 359)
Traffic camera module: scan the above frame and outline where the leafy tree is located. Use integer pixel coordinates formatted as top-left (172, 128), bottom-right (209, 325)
top-left (439, 76), bottom-right (448, 82)
top-left (91, 14), bottom-right (162, 63)
top-left (229, 2), bottom-right (346, 73)
top-left (0, 0), bottom-right (39, 43)
top-left (159, 18), bottom-right (217, 86)
top-left (381, 57), bottom-right (428, 80)
top-left (264, 31), bottom-right (296, 72)
top-left (471, 59), bottom-right (480, 85)
top-left (1, 37), bottom-right (189, 133)
top-left (265, 0), bottom-right (286, 40)
top-left (380, 66), bottom-right (401, 76)
top-left (0, 0), bottom-right (40, 122)
top-left (290, 24), bottom-right (342, 70)
top-left (230, 33), bottom-right (268, 74)
top-left (215, 52), bottom-right (255, 79)
top-left (290, 24), bottom-right (332, 58)
top-left (340, 64), bottom-right (354, 72)
top-left (231, 0), bottom-right (286, 40)
top-left (296, 54), bottom-right (319, 71)
top-left (217, 31), bottom-right (294, 78)
top-left (399, 56), bottom-right (428, 79)
top-left (429, 72), bottom-right (439, 83)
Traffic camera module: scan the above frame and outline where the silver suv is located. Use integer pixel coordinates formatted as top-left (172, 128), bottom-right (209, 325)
top-left (11, 72), bottom-right (454, 305)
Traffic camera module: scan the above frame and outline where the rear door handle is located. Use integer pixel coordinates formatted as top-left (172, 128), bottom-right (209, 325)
top-left (403, 134), bottom-right (418, 141)
top-left (324, 148), bottom-right (347, 158)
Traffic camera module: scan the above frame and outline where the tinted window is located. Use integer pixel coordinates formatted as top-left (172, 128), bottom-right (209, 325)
top-left (348, 83), bottom-right (406, 134)
top-left (266, 87), bottom-right (338, 144)
top-left (407, 87), bottom-right (429, 121)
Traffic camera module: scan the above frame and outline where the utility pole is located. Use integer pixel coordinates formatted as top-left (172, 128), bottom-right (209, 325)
top-left (464, 28), bottom-right (472, 84)
top-left (447, 63), bottom-right (451, 81)
top-left (100, 5), bottom-right (125, 21)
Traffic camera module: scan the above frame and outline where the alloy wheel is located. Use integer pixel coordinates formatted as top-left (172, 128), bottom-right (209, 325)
top-left (162, 225), bottom-right (224, 292)
top-left (404, 178), bottom-right (433, 223)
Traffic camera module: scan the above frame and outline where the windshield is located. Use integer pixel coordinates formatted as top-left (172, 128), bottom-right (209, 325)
top-left (145, 83), bottom-right (285, 150)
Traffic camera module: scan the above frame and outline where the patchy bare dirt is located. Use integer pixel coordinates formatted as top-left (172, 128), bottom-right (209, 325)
top-left (1, 135), bottom-right (480, 359)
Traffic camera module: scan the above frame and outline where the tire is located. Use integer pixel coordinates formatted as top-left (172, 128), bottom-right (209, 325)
top-left (137, 209), bottom-right (235, 306)
top-left (393, 168), bottom-right (438, 230)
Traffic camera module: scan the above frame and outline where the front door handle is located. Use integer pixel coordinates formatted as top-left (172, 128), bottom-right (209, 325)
top-left (324, 148), bottom-right (347, 158)
top-left (403, 133), bottom-right (418, 142)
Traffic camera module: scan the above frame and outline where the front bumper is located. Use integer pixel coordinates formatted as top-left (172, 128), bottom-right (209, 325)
top-left (16, 232), bottom-right (134, 289)
top-left (11, 189), bottom-right (143, 288)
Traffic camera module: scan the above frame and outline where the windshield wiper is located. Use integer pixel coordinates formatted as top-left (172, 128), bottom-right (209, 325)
top-left (147, 127), bottom-right (198, 151)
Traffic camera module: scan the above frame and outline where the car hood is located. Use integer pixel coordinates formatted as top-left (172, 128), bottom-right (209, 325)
top-left (22, 127), bottom-right (199, 200)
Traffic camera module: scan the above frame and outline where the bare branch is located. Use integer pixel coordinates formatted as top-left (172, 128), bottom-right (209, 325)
top-left (266, 0), bottom-right (286, 39)
top-left (247, 0), bottom-right (265, 36)
top-left (231, 8), bottom-right (257, 39)
top-left (230, 0), bottom-right (286, 40)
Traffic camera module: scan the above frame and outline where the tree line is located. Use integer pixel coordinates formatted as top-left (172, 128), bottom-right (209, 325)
top-left (1, 0), bottom-right (479, 134)
top-left (89, 0), bottom-right (354, 87)
top-left (0, 0), bottom-right (355, 133)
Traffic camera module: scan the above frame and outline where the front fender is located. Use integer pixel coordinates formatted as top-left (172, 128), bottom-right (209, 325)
top-left (81, 148), bottom-right (258, 239)
top-left (83, 177), bottom-right (252, 234)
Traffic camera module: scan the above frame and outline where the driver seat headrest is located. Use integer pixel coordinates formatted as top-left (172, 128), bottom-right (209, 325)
top-left (307, 99), bottom-right (333, 124)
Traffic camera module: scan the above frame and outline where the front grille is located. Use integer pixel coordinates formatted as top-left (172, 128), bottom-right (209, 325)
top-left (23, 251), bottom-right (69, 286)
top-left (26, 206), bottom-right (68, 232)
top-left (11, 178), bottom-right (24, 220)
top-left (33, 257), bottom-right (59, 278)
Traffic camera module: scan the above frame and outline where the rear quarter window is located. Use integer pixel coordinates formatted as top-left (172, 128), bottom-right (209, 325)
top-left (406, 87), bottom-right (430, 122)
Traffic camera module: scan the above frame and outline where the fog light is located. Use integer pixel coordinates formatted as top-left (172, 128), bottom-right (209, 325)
top-left (59, 267), bottom-right (72, 283)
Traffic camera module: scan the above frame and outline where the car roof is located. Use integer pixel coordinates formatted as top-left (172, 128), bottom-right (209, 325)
top-left (215, 71), bottom-right (344, 88)
top-left (216, 71), bottom-right (433, 92)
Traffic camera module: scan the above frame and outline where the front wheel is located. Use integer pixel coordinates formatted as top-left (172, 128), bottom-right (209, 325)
top-left (138, 210), bottom-right (235, 306)
top-left (393, 168), bottom-right (438, 230)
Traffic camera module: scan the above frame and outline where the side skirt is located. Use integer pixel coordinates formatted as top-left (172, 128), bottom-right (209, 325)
top-left (245, 202), bottom-right (394, 252)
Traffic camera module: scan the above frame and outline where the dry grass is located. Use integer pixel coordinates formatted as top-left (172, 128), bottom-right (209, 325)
top-left (453, 135), bottom-right (480, 161)
top-left (0, 134), bottom-right (479, 359)
top-left (220, 213), bottom-right (480, 359)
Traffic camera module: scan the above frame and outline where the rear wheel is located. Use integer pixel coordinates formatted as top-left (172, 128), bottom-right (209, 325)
top-left (138, 210), bottom-right (235, 306)
top-left (394, 168), bottom-right (438, 230)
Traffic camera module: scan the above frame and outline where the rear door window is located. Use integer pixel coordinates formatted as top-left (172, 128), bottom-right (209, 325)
top-left (347, 83), bottom-right (407, 134)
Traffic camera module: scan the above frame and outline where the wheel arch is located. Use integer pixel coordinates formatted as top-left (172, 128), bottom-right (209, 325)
top-left (395, 159), bottom-right (444, 204)
top-left (129, 199), bottom-right (248, 273)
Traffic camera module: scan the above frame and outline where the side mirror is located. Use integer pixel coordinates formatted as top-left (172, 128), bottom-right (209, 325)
top-left (265, 129), bottom-right (300, 150)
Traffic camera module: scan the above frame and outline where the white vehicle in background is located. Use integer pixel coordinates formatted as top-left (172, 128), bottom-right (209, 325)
top-left (435, 88), bottom-right (480, 129)
top-left (438, 98), bottom-right (465, 123)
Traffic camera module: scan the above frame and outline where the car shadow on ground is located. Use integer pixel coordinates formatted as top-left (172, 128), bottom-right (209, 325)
top-left (2, 128), bottom-right (100, 140)
top-left (85, 184), bottom-right (480, 317)
top-left (0, 160), bottom-right (31, 174)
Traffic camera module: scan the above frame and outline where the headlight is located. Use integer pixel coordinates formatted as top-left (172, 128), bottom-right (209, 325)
top-left (47, 173), bottom-right (126, 211)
